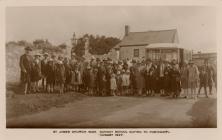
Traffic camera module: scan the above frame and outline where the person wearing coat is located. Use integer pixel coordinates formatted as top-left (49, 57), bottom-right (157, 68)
top-left (198, 66), bottom-right (208, 98)
top-left (97, 62), bottom-right (107, 96)
top-left (156, 60), bottom-right (166, 96)
top-left (149, 65), bottom-right (157, 96)
top-left (46, 59), bottom-right (56, 93)
top-left (144, 59), bottom-right (153, 96)
top-left (188, 60), bottom-right (199, 99)
top-left (31, 53), bottom-right (42, 93)
top-left (56, 57), bottom-right (66, 94)
top-left (41, 53), bottom-right (49, 92)
top-left (19, 46), bottom-right (33, 94)
top-left (163, 62), bottom-right (171, 96)
top-left (169, 63), bottom-right (181, 98)
top-left (204, 59), bottom-right (215, 95)
top-left (180, 61), bottom-right (189, 98)
top-left (63, 57), bottom-right (72, 92)
top-left (137, 62), bottom-right (146, 96)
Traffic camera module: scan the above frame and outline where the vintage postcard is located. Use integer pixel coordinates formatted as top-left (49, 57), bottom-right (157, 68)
top-left (0, 0), bottom-right (222, 140)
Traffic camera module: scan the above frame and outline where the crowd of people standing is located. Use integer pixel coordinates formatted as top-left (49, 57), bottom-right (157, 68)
top-left (19, 46), bottom-right (216, 99)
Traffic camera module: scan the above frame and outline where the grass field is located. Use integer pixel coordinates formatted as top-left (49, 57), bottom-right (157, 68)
top-left (6, 83), bottom-right (87, 119)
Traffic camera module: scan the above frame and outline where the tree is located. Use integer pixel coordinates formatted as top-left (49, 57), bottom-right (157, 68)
top-left (71, 33), bottom-right (120, 56)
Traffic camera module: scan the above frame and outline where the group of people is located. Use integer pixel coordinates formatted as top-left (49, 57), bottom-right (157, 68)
top-left (20, 46), bottom-right (216, 99)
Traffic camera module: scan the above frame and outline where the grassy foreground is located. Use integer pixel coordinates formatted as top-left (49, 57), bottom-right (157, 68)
top-left (6, 83), bottom-right (86, 119)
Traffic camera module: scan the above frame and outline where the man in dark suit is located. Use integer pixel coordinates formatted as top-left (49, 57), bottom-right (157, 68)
top-left (19, 46), bottom-right (33, 94)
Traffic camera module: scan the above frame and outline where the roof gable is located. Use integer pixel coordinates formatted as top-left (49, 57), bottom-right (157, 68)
top-left (119, 29), bottom-right (179, 47)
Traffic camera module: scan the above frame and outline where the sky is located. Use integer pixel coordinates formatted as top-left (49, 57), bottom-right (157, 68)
top-left (6, 6), bottom-right (216, 52)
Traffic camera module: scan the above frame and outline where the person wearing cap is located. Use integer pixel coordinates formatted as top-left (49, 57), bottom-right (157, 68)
top-left (19, 46), bottom-right (33, 94)
top-left (31, 53), bottom-right (42, 93)
top-left (41, 52), bottom-right (49, 92)
top-left (187, 60), bottom-right (199, 99)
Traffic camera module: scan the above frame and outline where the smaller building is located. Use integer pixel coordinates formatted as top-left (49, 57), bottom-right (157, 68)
top-left (109, 25), bottom-right (191, 63)
top-left (192, 52), bottom-right (217, 66)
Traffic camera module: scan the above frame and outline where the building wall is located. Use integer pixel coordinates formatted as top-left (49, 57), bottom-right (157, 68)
top-left (119, 45), bottom-right (146, 60)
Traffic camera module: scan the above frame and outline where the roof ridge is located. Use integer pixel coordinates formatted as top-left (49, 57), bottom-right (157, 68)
top-left (129, 29), bottom-right (177, 34)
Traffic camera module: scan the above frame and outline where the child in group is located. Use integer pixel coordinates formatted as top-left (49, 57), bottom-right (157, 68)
top-left (121, 70), bottom-right (130, 96)
top-left (110, 73), bottom-right (117, 96)
top-left (116, 70), bottom-right (122, 96)
top-left (198, 67), bottom-right (208, 98)
top-left (31, 53), bottom-right (42, 93)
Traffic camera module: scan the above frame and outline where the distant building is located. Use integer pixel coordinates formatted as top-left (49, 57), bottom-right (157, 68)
top-left (109, 25), bottom-right (191, 63)
top-left (192, 52), bottom-right (217, 66)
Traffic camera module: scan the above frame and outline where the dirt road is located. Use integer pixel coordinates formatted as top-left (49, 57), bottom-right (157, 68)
top-left (7, 96), bottom-right (198, 128)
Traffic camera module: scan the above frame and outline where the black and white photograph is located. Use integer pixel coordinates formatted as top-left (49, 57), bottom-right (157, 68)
top-left (5, 6), bottom-right (217, 129)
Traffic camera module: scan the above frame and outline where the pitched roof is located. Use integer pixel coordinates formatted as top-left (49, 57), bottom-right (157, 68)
top-left (119, 29), bottom-right (178, 47)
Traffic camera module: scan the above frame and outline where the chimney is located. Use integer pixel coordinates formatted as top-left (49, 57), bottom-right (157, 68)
top-left (125, 25), bottom-right (130, 36)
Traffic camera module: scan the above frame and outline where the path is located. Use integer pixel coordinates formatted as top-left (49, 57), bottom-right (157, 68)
top-left (7, 96), bottom-right (198, 128)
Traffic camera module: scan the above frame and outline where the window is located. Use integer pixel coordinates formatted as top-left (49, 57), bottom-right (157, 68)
top-left (134, 49), bottom-right (139, 57)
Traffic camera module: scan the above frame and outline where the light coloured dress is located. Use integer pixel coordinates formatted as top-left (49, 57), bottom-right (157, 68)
top-left (188, 65), bottom-right (199, 88)
top-left (110, 77), bottom-right (117, 90)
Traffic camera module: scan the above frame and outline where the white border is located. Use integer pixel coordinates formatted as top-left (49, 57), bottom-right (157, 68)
top-left (0, 0), bottom-right (222, 140)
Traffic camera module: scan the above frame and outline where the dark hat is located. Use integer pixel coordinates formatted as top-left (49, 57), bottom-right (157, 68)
top-left (25, 46), bottom-right (32, 51)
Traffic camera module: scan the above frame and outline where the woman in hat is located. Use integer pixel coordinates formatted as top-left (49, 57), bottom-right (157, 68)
top-left (31, 53), bottom-right (42, 93)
